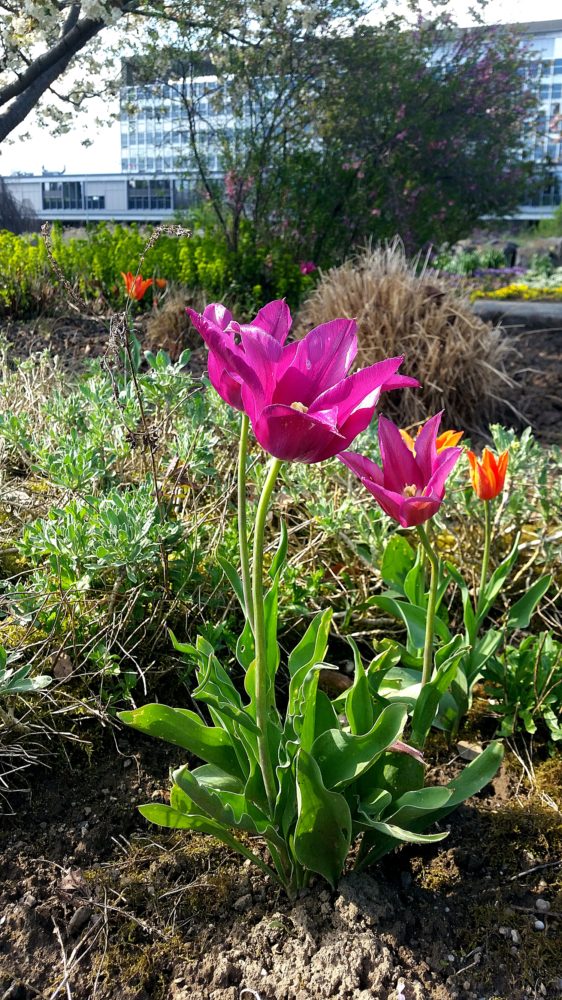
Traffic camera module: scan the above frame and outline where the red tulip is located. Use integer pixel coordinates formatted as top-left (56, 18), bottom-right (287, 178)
top-left (467, 447), bottom-right (508, 501)
top-left (121, 271), bottom-right (153, 300)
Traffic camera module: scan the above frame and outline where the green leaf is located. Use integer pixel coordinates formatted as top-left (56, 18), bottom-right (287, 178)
top-left (139, 803), bottom-right (198, 829)
top-left (118, 704), bottom-right (243, 777)
top-left (312, 703), bottom-right (407, 789)
top-left (385, 786), bottom-right (453, 826)
top-left (173, 764), bottom-right (275, 837)
top-left (507, 575), bottom-right (552, 630)
top-left (293, 749), bottom-right (351, 888)
top-left (269, 520), bottom-right (288, 579)
top-left (478, 535), bottom-right (520, 621)
top-left (403, 547), bottom-right (426, 607)
top-left (381, 535), bottom-right (415, 593)
top-left (345, 637), bottom-right (374, 736)
top-left (287, 609), bottom-right (332, 678)
top-left (410, 654), bottom-right (461, 748)
top-left (217, 555), bottom-right (245, 611)
top-left (360, 819), bottom-right (448, 846)
top-left (369, 595), bottom-right (451, 649)
top-left (415, 741), bottom-right (504, 829)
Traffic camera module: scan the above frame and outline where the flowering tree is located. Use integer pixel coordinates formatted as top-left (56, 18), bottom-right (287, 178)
top-left (0, 0), bottom-right (360, 146)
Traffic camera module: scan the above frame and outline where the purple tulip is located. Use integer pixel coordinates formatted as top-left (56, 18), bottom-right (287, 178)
top-left (339, 413), bottom-right (461, 527)
top-left (188, 300), bottom-right (418, 464)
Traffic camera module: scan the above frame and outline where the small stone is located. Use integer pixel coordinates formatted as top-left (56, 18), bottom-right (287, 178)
top-left (463, 981), bottom-right (471, 991)
top-left (67, 904), bottom-right (92, 936)
top-left (233, 893), bottom-right (253, 913)
top-left (552, 977), bottom-right (562, 992)
top-left (123, 758), bottom-right (132, 768)
top-left (534, 919), bottom-right (545, 931)
top-left (21, 892), bottom-right (37, 908)
top-left (498, 926), bottom-right (509, 937)
top-left (535, 898), bottom-right (550, 913)
top-left (510, 929), bottom-right (521, 946)
top-left (260, 968), bottom-right (267, 977)
top-left (447, 953), bottom-right (455, 962)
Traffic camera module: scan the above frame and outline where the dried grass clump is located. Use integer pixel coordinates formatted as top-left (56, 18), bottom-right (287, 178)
top-left (295, 241), bottom-right (516, 434)
top-left (143, 289), bottom-right (208, 360)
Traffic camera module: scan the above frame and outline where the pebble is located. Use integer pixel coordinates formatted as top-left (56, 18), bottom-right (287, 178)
top-left (447, 953), bottom-right (455, 962)
top-left (510, 929), bottom-right (521, 946)
top-left (535, 898), bottom-right (550, 912)
top-left (21, 892), bottom-right (36, 908)
top-left (233, 893), bottom-right (253, 913)
top-left (67, 904), bottom-right (92, 936)
top-left (534, 919), bottom-right (545, 931)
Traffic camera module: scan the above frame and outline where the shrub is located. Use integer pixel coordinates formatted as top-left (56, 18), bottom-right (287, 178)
top-left (295, 241), bottom-right (515, 434)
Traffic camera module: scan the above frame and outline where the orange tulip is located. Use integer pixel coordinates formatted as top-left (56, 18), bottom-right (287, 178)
top-left (154, 278), bottom-right (168, 289)
top-left (400, 426), bottom-right (463, 455)
top-left (467, 447), bottom-right (509, 500)
top-left (121, 271), bottom-right (153, 301)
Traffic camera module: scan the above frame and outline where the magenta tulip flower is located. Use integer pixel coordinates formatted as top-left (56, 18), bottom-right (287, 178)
top-left (187, 300), bottom-right (418, 464)
top-left (339, 412), bottom-right (461, 527)
top-left (186, 299), bottom-right (292, 411)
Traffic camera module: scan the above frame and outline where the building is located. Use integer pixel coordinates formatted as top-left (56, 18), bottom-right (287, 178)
top-left (4, 172), bottom-right (196, 224)
top-left (2, 19), bottom-right (562, 225)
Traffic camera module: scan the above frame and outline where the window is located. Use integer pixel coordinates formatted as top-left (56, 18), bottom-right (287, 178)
top-left (86, 195), bottom-right (105, 210)
top-left (128, 179), bottom-right (150, 209)
top-left (554, 59), bottom-right (562, 76)
top-left (42, 182), bottom-right (63, 210)
top-left (42, 181), bottom-right (82, 211)
top-left (540, 86), bottom-right (550, 100)
top-left (552, 85), bottom-right (562, 99)
top-left (150, 179), bottom-right (171, 209)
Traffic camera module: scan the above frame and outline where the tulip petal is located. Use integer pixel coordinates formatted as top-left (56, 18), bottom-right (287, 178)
top-left (378, 414), bottom-right (422, 492)
top-left (425, 447), bottom-right (462, 498)
top-left (338, 450), bottom-right (384, 485)
top-left (253, 404), bottom-right (347, 463)
top-left (202, 303), bottom-right (233, 330)
top-left (291, 319), bottom-right (358, 394)
top-left (250, 300), bottom-right (292, 343)
top-left (412, 412), bottom-right (442, 481)
top-left (310, 357), bottom-right (406, 420)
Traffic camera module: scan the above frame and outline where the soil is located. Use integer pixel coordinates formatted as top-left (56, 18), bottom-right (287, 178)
top-left (1, 313), bottom-right (561, 998)
top-left (0, 727), bottom-right (561, 1000)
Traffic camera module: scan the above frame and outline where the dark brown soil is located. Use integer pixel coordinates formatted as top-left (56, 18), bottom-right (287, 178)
top-left (1, 727), bottom-right (560, 1000)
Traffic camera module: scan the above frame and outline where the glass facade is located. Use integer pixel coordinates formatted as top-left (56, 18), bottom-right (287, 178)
top-left (42, 181), bottom-right (83, 211)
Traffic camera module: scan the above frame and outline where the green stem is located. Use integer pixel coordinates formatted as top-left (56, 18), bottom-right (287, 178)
top-left (417, 523), bottom-right (440, 688)
top-left (238, 413), bottom-right (254, 633)
top-left (477, 500), bottom-right (492, 620)
top-left (252, 456), bottom-right (283, 814)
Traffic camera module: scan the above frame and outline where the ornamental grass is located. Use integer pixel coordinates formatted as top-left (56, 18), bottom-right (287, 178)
top-left (295, 240), bottom-right (515, 434)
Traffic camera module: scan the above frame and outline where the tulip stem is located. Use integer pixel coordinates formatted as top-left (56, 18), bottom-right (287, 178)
top-left (477, 499), bottom-right (492, 620)
top-left (238, 413), bottom-right (254, 633)
top-left (417, 524), bottom-right (439, 688)
top-left (252, 456), bottom-right (283, 815)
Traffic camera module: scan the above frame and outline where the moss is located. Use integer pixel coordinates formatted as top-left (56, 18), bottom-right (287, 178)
top-left (534, 754), bottom-right (562, 810)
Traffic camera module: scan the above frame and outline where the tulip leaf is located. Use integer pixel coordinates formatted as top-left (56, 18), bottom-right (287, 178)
top-left (403, 547), bottom-right (426, 607)
top-left (478, 534), bottom-right (520, 621)
top-left (410, 654), bottom-right (461, 748)
top-left (312, 703), bottom-right (407, 789)
top-left (345, 637), bottom-right (374, 736)
top-left (287, 609), bottom-right (332, 678)
top-left (369, 595), bottom-right (451, 650)
top-left (140, 800), bottom-right (279, 880)
top-left (269, 520), bottom-right (288, 579)
top-left (217, 555), bottom-right (245, 611)
top-left (118, 704), bottom-right (243, 777)
top-left (507, 574), bottom-right (552, 631)
top-left (381, 535), bottom-right (416, 593)
top-left (294, 749), bottom-right (351, 889)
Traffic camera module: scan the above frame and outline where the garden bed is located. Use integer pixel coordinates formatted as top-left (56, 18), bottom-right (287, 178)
top-left (1, 726), bottom-right (561, 1000)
